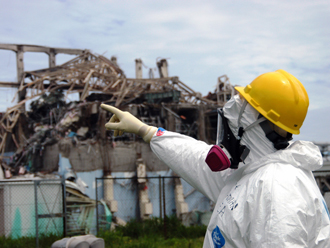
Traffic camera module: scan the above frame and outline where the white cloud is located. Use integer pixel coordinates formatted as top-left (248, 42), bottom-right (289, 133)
top-left (0, 0), bottom-right (329, 141)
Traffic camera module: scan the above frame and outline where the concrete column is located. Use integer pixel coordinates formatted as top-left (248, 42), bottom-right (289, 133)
top-left (135, 59), bottom-right (143, 79)
top-left (16, 46), bottom-right (26, 103)
top-left (48, 49), bottom-right (56, 68)
top-left (167, 111), bottom-right (175, 132)
top-left (16, 46), bottom-right (24, 83)
top-left (157, 59), bottom-right (168, 78)
top-left (104, 175), bottom-right (118, 213)
top-left (137, 159), bottom-right (153, 219)
top-left (173, 176), bottom-right (188, 219)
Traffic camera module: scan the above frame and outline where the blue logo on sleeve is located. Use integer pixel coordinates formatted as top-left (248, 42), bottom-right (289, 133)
top-left (156, 127), bottom-right (166, 136)
top-left (212, 226), bottom-right (225, 248)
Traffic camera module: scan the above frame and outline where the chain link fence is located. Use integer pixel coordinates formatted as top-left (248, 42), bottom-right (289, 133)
top-left (0, 176), bottom-right (213, 245)
top-left (95, 176), bottom-right (213, 235)
top-left (0, 179), bottom-right (65, 247)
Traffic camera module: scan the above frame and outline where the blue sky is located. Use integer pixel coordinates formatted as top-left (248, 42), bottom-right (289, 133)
top-left (0, 0), bottom-right (329, 142)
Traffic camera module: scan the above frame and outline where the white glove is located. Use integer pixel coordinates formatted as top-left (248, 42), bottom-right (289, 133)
top-left (101, 104), bottom-right (157, 143)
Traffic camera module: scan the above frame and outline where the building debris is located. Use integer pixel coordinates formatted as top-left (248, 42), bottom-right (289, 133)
top-left (0, 44), bottom-right (236, 179)
top-left (0, 43), bottom-right (237, 227)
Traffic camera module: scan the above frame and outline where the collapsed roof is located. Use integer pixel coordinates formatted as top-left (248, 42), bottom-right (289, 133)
top-left (0, 48), bottom-right (235, 177)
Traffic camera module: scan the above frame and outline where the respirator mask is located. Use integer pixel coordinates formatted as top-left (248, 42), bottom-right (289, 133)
top-left (205, 100), bottom-right (274, 172)
top-left (205, 108), bottom-right (249, 171)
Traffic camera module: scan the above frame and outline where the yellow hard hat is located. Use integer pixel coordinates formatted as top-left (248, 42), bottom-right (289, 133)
top-left (235, 69), bottom-right (309, 135)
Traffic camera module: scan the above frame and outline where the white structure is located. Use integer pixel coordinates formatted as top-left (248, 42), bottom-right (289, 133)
top-left (174, 177), bottom-right (189, 218)
top-left (103, 175), bottom-right (118, 213)
top-left (136, 159), bottom-right (153, 219)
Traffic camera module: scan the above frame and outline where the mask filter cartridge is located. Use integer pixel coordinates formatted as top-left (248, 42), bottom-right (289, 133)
top-left (205, 145), bottom-right (232, 171)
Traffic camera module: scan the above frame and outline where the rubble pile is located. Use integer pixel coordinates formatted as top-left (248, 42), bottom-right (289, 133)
top-left (0, 91), bottom-right (105, 177)
top-left (0, 50), bottom-right (235, 179)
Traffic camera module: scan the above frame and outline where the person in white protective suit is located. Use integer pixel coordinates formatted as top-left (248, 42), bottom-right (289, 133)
top-left (101, 69), bottom-right (330, 247)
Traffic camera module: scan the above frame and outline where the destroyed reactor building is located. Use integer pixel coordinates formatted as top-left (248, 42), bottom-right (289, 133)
top-left (0, 44), bottom-right (237, 234)
top-left (0, 44), bottom-right (235, 177)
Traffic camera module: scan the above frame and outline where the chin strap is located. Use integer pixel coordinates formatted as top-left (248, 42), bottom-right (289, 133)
top-left (237, 100), bottom-right (267, 136)
top-left (259, 119), bottom-right (292, 150)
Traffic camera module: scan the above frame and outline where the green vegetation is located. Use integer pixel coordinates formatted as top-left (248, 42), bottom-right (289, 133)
top-left (0, 233), bottom-right (61, 248)
top-left (100, 216), bottom-right (206, 248)
top-left (0, 216), bottom-right (206, 248)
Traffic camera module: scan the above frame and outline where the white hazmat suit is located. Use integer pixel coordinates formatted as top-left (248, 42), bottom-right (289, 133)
top-left (150, 95), bottom-right (330, 247)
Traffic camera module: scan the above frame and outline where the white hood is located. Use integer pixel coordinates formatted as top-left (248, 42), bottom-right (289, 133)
top-left (243, 140), bottom-right (323, 176)
top-left (223, 95), bottom-right (323, 172)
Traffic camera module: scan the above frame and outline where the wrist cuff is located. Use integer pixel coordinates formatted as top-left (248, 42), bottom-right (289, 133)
top-left (139, 126), bottom-right (157, 143)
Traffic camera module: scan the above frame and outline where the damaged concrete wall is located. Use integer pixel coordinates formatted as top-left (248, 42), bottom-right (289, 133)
top-left (0, 45), bottom-right (236, 179)
top-left (47, 139), bottom-right (168, 173)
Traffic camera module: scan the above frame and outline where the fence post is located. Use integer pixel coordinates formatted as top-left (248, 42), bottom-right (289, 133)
top-left (62, 178), bottom-right (67, 237)
top-left (34, 180), bottom-right (39, 248)
top-left (159, 175), bottom-right (162, 219)
top-left (96, 178), bottom-right (99, 235)
top-left (162, 177), bottom-right (167, 239)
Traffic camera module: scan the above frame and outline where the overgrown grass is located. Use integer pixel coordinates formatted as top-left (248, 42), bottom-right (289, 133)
top-left (113, 215), bottom-right (206, 239)
top-left (100, 216), bottom-right (206, 247)
top-left (0, 216), bottom-right (206, 248)
top-left (100, 231), bottom-right (204, 248)
top-left (0, 233), bottom-right (61, 248)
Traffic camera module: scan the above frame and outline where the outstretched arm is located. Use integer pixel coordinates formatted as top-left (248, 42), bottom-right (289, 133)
top-left (101, 104), bottom-right (227, 201)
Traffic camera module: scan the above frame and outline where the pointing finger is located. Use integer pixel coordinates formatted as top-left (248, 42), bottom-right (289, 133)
top-left (101, 104), bottom-right (123, 118)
